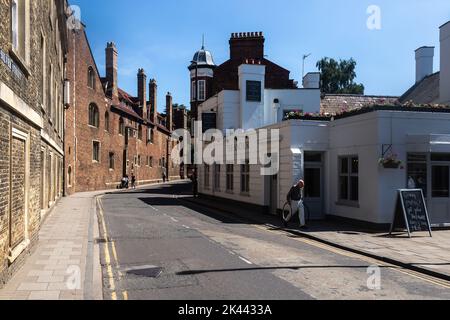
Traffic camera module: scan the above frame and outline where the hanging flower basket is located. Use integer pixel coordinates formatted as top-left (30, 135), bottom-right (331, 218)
top-left (379, 154), bottom-right (402, 169)
top-left (381, 160), bottom-right (401, 169)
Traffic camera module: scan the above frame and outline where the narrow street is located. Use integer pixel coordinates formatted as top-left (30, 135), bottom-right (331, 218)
top-left (96, 182), bottom-right (450, 300)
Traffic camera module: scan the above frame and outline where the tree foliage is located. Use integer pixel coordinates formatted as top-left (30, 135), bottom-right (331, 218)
top-left (316, 57), bottom-right (365, 94)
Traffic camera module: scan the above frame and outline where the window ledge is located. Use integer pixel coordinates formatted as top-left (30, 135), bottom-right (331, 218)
top-left (9, 48), bottom-right (30, 77)
top-left (240, 192), bottom-right (251, 197)
top-left (335, 201), bottom-right (360, 208)
top-left (88, 125), bottom-right (99, 129)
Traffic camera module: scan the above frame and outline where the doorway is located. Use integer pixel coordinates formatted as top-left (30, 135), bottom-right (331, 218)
top-left (269, 174), bottom-right (278, 215)
top-left (430, 161), bottom-right (450, 225)
top-left (9, 128), bottom-right (30, 263)
top-left (304, 152), bottom-right (325, 220)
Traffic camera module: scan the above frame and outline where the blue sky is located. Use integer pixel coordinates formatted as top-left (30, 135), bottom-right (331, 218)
top-left (70, 0), bottom-right (450, 111)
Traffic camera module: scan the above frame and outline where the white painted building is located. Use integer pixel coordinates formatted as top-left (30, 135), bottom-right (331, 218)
top-left (196, 23), bottom-right (450, 228)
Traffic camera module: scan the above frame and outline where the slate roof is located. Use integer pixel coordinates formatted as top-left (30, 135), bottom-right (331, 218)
top-left (398, 72), bottom-right (440, 104)
top-left (320, 94), bottom-right (399, 115)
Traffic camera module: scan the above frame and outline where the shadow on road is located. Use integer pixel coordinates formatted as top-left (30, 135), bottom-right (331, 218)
top-left (177, 264), bottom-right (394, 276)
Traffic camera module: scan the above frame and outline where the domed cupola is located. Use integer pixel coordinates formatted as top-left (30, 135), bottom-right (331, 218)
top-left (189, 45), bottom-right (216, 70)
top-left (188, 37), bottom-right (216, 120)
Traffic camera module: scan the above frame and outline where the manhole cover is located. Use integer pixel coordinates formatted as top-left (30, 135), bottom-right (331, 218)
top-left (124, 265), bottom-right (163, 278)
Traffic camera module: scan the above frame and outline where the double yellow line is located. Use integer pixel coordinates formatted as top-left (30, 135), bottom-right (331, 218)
top-left (96, 196), bottom-right (129, 300)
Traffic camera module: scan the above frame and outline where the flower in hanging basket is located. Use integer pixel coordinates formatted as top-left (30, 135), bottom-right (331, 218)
top-left (379, 153), bottom-right (402, 169)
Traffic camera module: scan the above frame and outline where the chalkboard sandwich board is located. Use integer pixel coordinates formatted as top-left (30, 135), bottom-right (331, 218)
top-left (390, 189), bottom-right (432, 238)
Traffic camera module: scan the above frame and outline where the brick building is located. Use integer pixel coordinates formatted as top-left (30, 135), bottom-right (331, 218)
top-left (65, 23), bottom-right (181, 194)
top-left (0, 0), bottom-right (68, 285)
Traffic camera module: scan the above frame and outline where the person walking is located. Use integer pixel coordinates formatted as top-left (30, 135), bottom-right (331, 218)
top-left (287, 179), bottom-right (307, 228)
top-left (191, 169), bottom-right (198, 198)
top-left (131, 174), bottom-right (137, 189)
top-left (162, 166), bottom-right (167, 183)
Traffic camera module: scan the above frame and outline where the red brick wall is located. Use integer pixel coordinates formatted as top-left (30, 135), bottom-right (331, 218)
top-left (65, 28), bottom-right (180, 195)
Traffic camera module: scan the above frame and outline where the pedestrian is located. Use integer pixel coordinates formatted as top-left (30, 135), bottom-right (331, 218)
top-left (162, 166), bottom-right (167, 183)
top-left (286, 179), bottom-right (307, 228)
top-left (131, 174), bottom-right (137, 189)
top-left (191, 169), bottom-right (198, 198)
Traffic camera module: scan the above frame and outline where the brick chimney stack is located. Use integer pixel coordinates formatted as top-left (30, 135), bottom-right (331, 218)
top-left (229, 32), bottom-right (265, 61)
top-left (149, 79), bottom-right (158, 123)
top-left (105, 42), bottom-right (118, 97)
top-left (166, 92), bottom-right (173, 131)
top-left (137, 68), bottom-right (147, 119)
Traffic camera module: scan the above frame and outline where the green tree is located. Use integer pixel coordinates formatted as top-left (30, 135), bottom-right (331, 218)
top-left (316, 57), bottom-right (365, 94)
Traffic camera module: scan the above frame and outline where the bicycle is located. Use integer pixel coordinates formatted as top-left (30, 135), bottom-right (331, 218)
top-left (281, 199), bottom-right (310, 227)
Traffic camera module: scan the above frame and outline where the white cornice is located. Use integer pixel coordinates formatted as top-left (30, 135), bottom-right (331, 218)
top-left (0, 81), bottom-right (43, 128)
top-left (41, 130), bottom-right (64, 155)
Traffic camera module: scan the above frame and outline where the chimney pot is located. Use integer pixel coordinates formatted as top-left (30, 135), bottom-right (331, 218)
top-left (415, 46), bottom-right (434, 83)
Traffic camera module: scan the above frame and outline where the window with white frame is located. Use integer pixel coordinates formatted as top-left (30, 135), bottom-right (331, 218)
top-left (191, 81), bottom-right (196, 101)
top-left (226, 164), bottom-right (234, 192)
top-left (214, 164), bottom-right (221, 191)
top-left (40, 34), bottom-right (46, 108)
top-left (339, 156), bottom-right (359, 203)
top-left (48, 64), bottom-right (53, 119)
top-left (204, 165), bottom-right (210, 189)
top-left (11, 0), bottom-right (29, 61)
top-left (88, 66), bottom-right (96, 89)
top-left (138, 125), bottom-right (143, 140)
top-left (119, 117), bottom-right (125, 135)
top-left (109, 152), bottom-right (115, 170)
top-left (88, 103), bottom-right (99, 128)
top-left (241, 160), bottom-right (250, 194)
top-left (198, 80), bottom-right (206, 101)
top-left (92, 141), bottom-right (100, 162)
top-left (11, 0), bottom-right (18, 50)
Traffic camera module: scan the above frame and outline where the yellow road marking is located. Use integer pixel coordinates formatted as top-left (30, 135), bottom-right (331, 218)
top-left (252, 223), bottom-right (450, 289)
top-left (97, 196), bottom-right (131, 300)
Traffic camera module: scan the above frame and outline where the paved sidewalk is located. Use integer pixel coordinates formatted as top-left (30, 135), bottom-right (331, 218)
top-left (0, 191), bottom-right (103, 300)
top-left (185, 196), bottom-right (450, 280)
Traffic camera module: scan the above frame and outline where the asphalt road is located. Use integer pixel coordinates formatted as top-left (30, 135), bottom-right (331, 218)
top-left (96, 181), bottom-right (450, 300)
